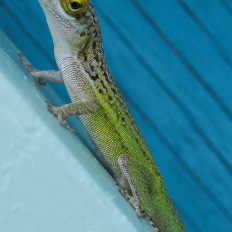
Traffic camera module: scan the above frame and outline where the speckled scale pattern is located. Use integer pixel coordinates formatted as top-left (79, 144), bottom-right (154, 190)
top-left (75, 3), bottom-right (185, 232)
top-left (77, 4), bottom-right (156, 172)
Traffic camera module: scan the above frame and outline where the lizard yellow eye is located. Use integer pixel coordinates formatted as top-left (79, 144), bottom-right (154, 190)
top-left (60, 0), bottom-right (88, 16)
top-left (70, 1), bottom-right (81, 11)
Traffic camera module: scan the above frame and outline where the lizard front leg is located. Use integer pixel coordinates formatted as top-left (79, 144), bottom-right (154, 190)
top-left (19, 54), bottom-right (63, 85)
top-left (47, 99), bottom-right (98, 134)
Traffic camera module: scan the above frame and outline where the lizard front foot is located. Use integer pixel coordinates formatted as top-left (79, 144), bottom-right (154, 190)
top-left (46, 100), bottom-right (76, 135)
top-left (18, 54), bottom-right (46, 86)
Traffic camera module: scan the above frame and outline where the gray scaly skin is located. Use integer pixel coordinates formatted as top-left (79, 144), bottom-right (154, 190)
top-left (20, 0), bottom-right (186, 231)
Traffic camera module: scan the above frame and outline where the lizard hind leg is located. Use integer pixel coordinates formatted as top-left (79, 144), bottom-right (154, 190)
top-left (118, 154), bottom-right (157, 217)
top-left (116, 172), bottom-right (140, 212)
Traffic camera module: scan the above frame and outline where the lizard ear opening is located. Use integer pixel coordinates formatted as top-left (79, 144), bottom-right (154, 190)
top-left (60, 0), bottom-right (89, 17)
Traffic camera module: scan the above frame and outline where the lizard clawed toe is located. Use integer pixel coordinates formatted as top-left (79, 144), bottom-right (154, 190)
top-left (46, 100), bottom-right (76, 135)
top-left (18, 53), bottom-right (33, 73)
top-left (58, 116), bottom-right (76, 135)
top-left (46, 100), bottom-right (55, 114)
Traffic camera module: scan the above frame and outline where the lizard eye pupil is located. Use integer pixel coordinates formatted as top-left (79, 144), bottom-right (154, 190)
top-left (70, 1), bottom-right (81, 10)
top-left (60, 0), bottom-right (88, 16)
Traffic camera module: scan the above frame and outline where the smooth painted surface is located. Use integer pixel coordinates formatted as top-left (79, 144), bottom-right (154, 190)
top-left (0, 33), bottom-right (152, 232)
top-left (0, 0), bottom-right (232, 231)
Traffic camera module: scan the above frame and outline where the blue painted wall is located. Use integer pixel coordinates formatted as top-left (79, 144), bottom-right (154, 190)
top-left (1, 0), bottom-right (232, 231)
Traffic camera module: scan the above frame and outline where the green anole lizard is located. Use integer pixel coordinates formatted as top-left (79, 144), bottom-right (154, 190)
top-left (19, 0), bottom-right (186, 231)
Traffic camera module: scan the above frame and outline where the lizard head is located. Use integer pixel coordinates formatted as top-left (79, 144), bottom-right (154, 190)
top-left (38, 0), bottom-right (100, 53)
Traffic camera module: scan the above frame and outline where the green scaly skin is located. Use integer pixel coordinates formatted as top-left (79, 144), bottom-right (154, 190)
top-left (20, 0), bottom-right (186, 231)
